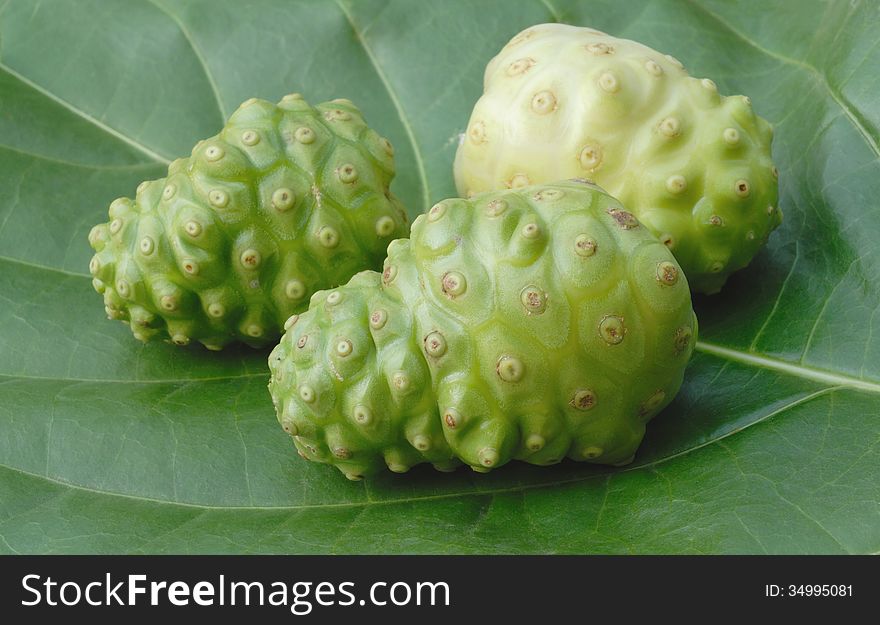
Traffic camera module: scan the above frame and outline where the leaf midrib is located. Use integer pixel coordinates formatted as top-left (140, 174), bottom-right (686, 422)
top-left (693, 342), bottom-right (880, 393)
top-left (0, 62), bottom-right (173, 165)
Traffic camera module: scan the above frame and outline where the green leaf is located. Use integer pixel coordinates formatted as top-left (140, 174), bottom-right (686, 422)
top-left (1, 0), bottom-right (877, 554)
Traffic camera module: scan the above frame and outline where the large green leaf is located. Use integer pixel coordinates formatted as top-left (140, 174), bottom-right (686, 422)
top-left (1, 0), bottom-right (877, 554)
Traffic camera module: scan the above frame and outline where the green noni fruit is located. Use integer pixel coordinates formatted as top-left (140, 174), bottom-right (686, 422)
top-left (453, 23), bottom-right (781, 294)
top-left (88, 94), bottom-right (408, 349)
top-left (268, 180), bottom-right (697, 479)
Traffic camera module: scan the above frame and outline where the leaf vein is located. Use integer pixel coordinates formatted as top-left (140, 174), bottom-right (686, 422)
top-left (696, 341), bottom-right (880, 393)
top-left (143, 0), bottom-right (226, 121)
top-left (0, 62), bottom-right (173, 164)
top-left (335, 0), bottom-right (430, 210)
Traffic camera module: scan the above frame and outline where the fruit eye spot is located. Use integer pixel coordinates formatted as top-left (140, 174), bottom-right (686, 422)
top-left (382, 264), bottom-right (398, 285)
top-left (526, 435), bottom-right (545, 451)
top-left (299, 385), bottom-right (315, 403)
top-left (485, 199), bottom-right (507, 216)
top-left (496, 355), bottom-right (525, 382)
top-left (337, 164), bottom-right (359, 183)
top-left (370, 309), bottom-right (388, 329)
top-left (656, 261), bottom-right (679, 285)
top-left (533, 189), bottom-right (563, 202)
top-left (659, 117), bottom-right (681, 137)
top-left (272, 188), bottom-right (295, 211)
top-left (582, 446), bottom-right (603, 459)
top-left (479, 448), bottom-right (499, 467)
top-left (579, 144), bottom-right (603, 169)
top-left (575, 234), bottom-right (597, 257)
top-left (428, 202), bottom-right (448, 221)
top-left (204, 145), bottom-right (225, 161)
top-left (375, 216), bottom-right (396, 236)
top-left (639, 389), bottom-right (667, 417)
top-left (665, 175), bottom-right (687, 194)
top-left (521, 223), bottom-right (540, 239)
top-left (295, 127), bottom-right (315, 144)
top-left (607, 208), bottom-right (639, 229)
top-left (423, 331), bottom-right (448, 357)
top-left (116, 280), bottom-right (130, 298)
top-left (674, 326), bottom-right (693, 354)
top-left (506, 57), bottom-right (536, 76)
top-left (508, 173), bottom-right (531, 188)
top-left (392, 371), bottom-right (411, 392)
top-left (336, 340), bottom-right (353, 357)
top-left (241, 130), bottom-right (260, 146)
top-left (598, 315), bottom-right (626, 345)
top-left (570, 389), bottom-right (597, 411)
top-left (441, 271), bottom-right (467, 297)
top-left (323, 109), bottom-right (351, 121)
top-left (723, 127), bottom-right (740, 145)
top-left (139, 237), bottom-right (155, 255)
top-left (598, 71), bottom-right (619, 92)
top-left (644, 59), bottom-right (663, 75)
top-left (443, 409), bottom-right (460, 428)
top-left (530, 90), bottom-right (557, 114)
top-left (317, 226), bottom-right (340, 248)
top-left (520, 285), bottom-right (548, 314)
top-left (240, 249), bottom-right (261, 269)
top-left (285, 279), bottom-right (305, 300)
top-left (354, 405), bottom-right (372, 425)
top-left (208, 189), bottom-right (229, 207)
top-left (468, 121), bottom-right (487, 144)
top-left (586, 42), bottom-right (614, 55)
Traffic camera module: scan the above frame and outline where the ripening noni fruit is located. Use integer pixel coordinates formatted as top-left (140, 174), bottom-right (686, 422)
top-left (88, 95), bottom-right (408, 349)
top-left (268, 180), bottom-right (697, 479)
top-left (453, 23), bottom-right (781, 294)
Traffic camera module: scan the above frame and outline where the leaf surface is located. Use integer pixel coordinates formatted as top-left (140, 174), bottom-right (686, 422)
top-left (0, 0), bottom-right (877, 554)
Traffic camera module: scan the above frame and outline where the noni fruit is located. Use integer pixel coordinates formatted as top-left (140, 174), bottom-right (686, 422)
top-left (453, 23), bottom-right (781, 294)
top-left (88, 95), bottom-right (408, 349)
top-left (268, 180), bottom-right (697, 479)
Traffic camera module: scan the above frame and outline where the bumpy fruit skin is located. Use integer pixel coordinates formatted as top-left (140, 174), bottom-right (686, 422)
top-left (88, 95), bottom-right (408, 349)
top-left (453, 23), bottom-right (781, 294)
top-left (268, 180), bottom-right (697, 479)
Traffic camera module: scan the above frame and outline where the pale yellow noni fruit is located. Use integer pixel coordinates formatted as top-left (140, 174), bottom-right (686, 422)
top-left (454, 23), bottom-right (780, 294)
